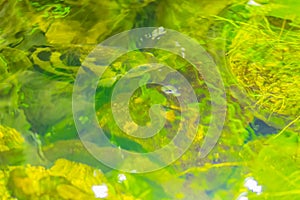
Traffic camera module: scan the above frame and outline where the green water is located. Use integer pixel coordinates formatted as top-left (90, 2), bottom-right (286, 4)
top-left (0, 0), bottom-right (300, 199)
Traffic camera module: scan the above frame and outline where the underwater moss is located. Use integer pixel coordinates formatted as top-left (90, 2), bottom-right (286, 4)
top-left (206, 1), bottom-right (300, 132)
top-left (228, 16), bottom-right (300, 118)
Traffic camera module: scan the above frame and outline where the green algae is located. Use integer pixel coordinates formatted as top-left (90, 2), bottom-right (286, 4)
top-left (0, 0), bottom-right (299, 199)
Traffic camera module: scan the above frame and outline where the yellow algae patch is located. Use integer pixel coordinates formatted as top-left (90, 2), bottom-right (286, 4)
top-left (8, 165), bottom-right (49, 197)
top-left (0, 170), bottom-right (12, 199)
top-left (49, 159), bottom-right (108, 196)
top-left (1, 159), bottom-right (135, 199)
top-left (164, 110), bottom-right (176, 122)
top-left (56, 184), bottom-right (92, 200)
top-left (0, 125), bottom-right (24, 153)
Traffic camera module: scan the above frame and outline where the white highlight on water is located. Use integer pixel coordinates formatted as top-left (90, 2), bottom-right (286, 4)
top-left (92, 184), bottom-right (108, 198)
top-left (247, 0), bottom-right (261, 6)
top-left (244, 177), bottom-right (263, 195)
top-left (118, 174), bottom-right (127, 183)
